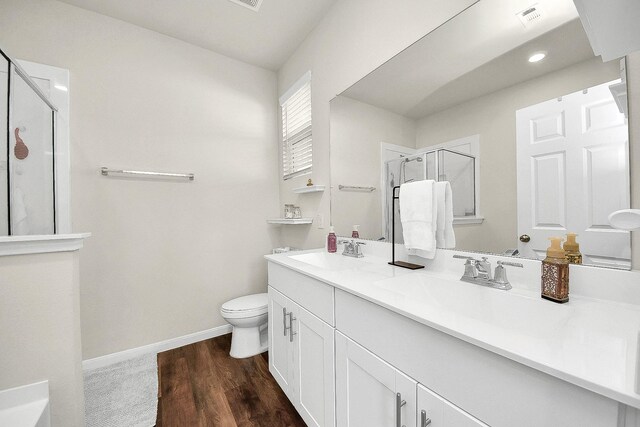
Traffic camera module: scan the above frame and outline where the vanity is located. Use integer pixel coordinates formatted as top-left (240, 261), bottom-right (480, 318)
top-left (265, 246), bottom-right (640, 427)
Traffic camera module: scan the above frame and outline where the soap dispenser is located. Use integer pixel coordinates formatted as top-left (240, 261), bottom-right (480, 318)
top-left (541, 237), bottom-right (569, 303)
top-left (327, 226), bottom-right (337, 253)
top-left (352, 225), bottom-right (360, 239)
top-left (563, 233), bottom-right (582, 265)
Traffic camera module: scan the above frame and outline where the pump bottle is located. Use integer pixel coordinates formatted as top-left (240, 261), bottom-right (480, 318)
top-left (541, 237), bottom-right (569, 303)
top-left (563, 233), bottom-right (582, 264)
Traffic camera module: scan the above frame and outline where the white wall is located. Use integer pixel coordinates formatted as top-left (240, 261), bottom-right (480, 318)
top-left (0, 0), bottom-right (280, 359)
top-left (330, 96), bottom-right (416, 238)
top-left (277, 0), bottom-right (477, 248)
top-left (0, 251), bottom-right (84, 426)
top-left (415, 57), bottom-right (619, 253)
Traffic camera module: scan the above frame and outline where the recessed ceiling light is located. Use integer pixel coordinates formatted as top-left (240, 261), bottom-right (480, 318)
top-left (528, 53), bottom-right (546, 63)
top-left (54, 84), bottom-right (68, 91)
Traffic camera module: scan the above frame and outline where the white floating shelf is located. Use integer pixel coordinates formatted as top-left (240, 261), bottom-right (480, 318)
top-left (267, 218), bottom-right (314, 225)
top-left (293, 185), bottom-right (325, 194)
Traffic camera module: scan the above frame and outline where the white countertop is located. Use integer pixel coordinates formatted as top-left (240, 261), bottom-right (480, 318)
top-left (265, 248), bottom-right (640, 409)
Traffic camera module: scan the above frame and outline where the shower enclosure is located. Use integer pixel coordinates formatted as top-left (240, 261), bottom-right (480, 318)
top-left (1, 48), bottom-right (57, 236)
top-left (384, 148), bottom-right (475, 242)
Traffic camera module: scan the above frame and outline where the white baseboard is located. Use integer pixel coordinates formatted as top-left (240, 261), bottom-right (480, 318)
top-left (82, 324), bottom-right (232, 371)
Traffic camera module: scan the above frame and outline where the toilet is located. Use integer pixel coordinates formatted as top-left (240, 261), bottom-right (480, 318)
top-left (220, 293), bottom-right (268, 358)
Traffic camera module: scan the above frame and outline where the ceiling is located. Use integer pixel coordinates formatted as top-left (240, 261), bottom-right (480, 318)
top-left (341, 0), bottom-right (587, 119)
top-left (57, 0), bottom-right (338, 70)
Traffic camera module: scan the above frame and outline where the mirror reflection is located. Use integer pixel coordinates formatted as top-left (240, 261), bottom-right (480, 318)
top-left (330, 0), bottom-right (631, 269)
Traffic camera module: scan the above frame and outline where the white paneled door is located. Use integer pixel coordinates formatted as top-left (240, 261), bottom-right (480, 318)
top-left (268, 287), bottom-right (294, 401)
top-left (516, 80), bottom-right (630, 268)
top-left (292, 302), bottom-right (335, 427)
top-left (336, 332), bottom-right (417, 427)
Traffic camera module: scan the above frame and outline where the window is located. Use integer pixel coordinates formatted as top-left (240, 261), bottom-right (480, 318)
top-left (280, 72), bottom-right (312, 180)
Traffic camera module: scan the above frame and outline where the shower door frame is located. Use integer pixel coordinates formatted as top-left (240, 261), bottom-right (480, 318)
top-left (1, 48), bottom-right (70, 236)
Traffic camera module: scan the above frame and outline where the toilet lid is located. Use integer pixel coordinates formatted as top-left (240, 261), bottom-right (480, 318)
top-left (221, 293), bottom-right (268, 312)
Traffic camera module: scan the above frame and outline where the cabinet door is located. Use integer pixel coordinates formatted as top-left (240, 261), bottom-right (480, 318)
top-left (336, 332), bottom-right (416, 427)
top-left (292, 303), bottom-right (335, 427)
top-left (268, 287), bottom-right (294, 400)
top-left (417, 384), bottom-right (488, 427)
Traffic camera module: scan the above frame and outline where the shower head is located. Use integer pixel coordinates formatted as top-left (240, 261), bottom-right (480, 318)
top-left (404, 157), bottom-right (423, 163)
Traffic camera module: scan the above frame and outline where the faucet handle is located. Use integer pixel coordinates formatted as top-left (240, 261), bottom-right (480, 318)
top-left (492, 261), bottom-right (523, 289)
top-left (453, 254), bottom-right (476, 261)
top-left (463, 258), bottom-right (478, 278)
top-left (498, 260), bottom-right (524, 268)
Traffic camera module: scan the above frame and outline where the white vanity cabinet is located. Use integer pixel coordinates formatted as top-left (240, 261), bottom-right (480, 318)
top-left (335, 332), bottom-right (417, 427)
top-left (266, 255), bottom-right (640, 427)
top-left (267, 263), bottom-right (336, 427)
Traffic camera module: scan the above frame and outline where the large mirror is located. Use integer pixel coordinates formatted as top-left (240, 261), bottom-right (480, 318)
top-left (330, 0), bottom-right (632, 269)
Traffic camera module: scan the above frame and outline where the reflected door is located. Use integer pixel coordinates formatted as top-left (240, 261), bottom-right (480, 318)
top-left (516, 80), bottom-right (630, 268)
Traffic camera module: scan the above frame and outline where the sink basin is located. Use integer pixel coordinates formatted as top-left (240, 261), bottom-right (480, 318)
top-left (289, 252), bottom-right (369, 271)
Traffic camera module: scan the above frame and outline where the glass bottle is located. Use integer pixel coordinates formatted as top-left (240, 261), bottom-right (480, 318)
top-left (563, 232), bottom-right (582, 265)
top-left (327, 226), bottom-right (337, 253)
top-left (284, 204), bottom-right (294, 219)
top-left (352, 225), bottom-right (360, 239)
top-left (293, 206), bottom-right (302, 219)
top-left (541, 237), bottom-right (569, 303)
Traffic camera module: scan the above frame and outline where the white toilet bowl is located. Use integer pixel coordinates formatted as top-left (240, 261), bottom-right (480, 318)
top-left (220, 293), bottom-right (268, 358)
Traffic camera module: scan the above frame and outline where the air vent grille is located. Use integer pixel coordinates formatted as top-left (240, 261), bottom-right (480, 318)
top-left (228, 0), bottom-right (263, 12)
top-left (517, 4), bottom-right (544, 28)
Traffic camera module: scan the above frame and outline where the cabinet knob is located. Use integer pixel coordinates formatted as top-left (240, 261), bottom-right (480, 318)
top-left (289, 313), bottom-right (296, 343)
top-left (421, 410), bottom-right (432, 427)
top-left (283, 307), bottom-right (290, 336)
top-left (519, 234), bottom-right (531, 242)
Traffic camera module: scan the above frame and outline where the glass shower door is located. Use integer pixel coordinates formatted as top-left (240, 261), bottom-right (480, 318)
top-left (8, 64), bottom-right (55, 235)
top-left (0, 56), bottom-right (7, 235)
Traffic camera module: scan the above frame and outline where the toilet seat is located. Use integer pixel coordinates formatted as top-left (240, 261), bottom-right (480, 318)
top-left (221, 293), bottom-right (268, 319)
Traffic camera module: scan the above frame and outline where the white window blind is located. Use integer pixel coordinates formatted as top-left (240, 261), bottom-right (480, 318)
top-left (281, 72), bottom-right (312, 180)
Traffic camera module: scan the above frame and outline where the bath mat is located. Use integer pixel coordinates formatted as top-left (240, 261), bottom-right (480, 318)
top-left (84, 353), bottom-right (158, 427)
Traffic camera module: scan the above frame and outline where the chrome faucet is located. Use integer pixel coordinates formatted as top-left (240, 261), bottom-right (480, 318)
top-left (452, 255), bottom-right (523, 290)
top-left (338, 239), bottom-right (366, 258)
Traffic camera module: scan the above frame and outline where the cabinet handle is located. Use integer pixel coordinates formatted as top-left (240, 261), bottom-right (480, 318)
top-left (283, 307), bottom-right (290, 336)
top-left (289, 312), bottom-right (297, 342)
top-left (421, 410), bottom-right (432, 427)
top-left (396, 393), bottom-right (406, 427)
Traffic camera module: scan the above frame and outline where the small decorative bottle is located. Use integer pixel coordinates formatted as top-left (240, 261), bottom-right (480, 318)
top-left (351, 225), bottom-right (360, 239)
top-left (327, 226), bottom-right (337, 253)
top-left (541, 237), bottom-right (569, 303)
top-left (563, 233), bottom-right (582, 265)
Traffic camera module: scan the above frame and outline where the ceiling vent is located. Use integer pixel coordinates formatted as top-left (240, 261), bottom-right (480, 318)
top-left (227, 0), bottom-right (263, 12)
top-left (516, 4), bottom-right (544, 28)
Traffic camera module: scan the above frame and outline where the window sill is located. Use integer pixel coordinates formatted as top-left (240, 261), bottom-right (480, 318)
top-left (453, 216), bottom-right (484, 225)
top-left (0, 233), bottom-right (91, 256)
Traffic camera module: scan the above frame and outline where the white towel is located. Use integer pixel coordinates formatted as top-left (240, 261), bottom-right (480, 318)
top-left (399, 180), bottom-right (437, 259)
top-left (435, 181), bottom-right (456, 248)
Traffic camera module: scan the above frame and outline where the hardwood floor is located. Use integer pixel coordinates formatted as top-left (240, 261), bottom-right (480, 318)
top-left (156, 333), bottom-right (306, 427)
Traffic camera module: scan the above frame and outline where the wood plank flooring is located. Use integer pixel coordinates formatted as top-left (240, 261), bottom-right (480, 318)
top-left (156, 334), bottom-right (306, 427)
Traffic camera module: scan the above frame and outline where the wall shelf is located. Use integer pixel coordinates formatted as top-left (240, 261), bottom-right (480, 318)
top-left (267, 218), bottom-right (313, 225)
top-left (292, 185), bottom-right (325, 194)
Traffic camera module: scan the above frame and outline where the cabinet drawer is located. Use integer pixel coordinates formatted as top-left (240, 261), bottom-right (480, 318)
top-left (267, 262), bottom-right (334, 325)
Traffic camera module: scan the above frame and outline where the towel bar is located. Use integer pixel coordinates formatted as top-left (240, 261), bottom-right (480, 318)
top-left (101, 167), bottom-right (194, 181)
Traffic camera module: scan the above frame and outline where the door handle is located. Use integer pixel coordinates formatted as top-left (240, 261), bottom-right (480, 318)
top-left (396, 393), bottom-right (406, 427)
top-left (519, 234), bottom-right (531, 242)
top-left (288, 312), bottom-right (296, 342)
top-left (282, 307), bottom-right (290, 336)
top-left (421, 410), bottom-right (432, 427)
